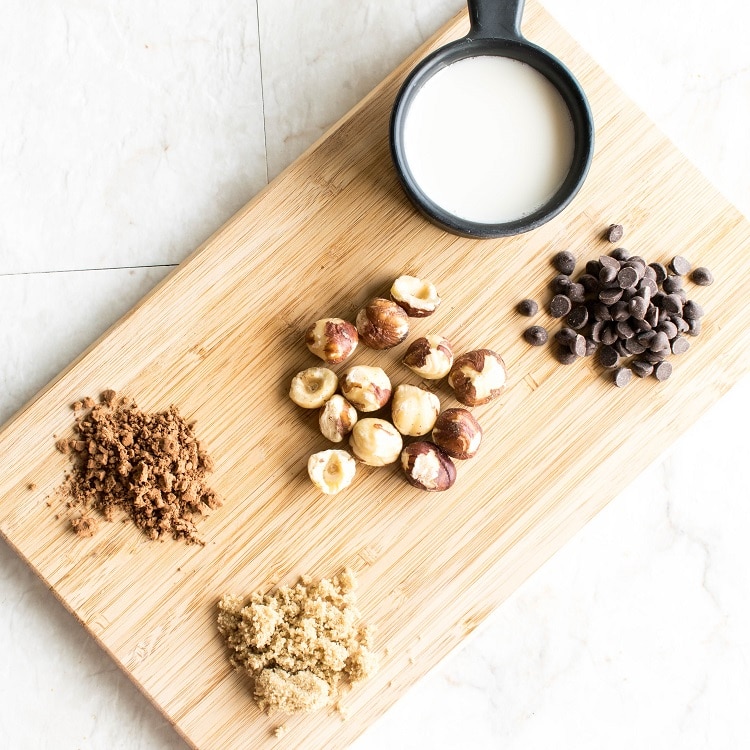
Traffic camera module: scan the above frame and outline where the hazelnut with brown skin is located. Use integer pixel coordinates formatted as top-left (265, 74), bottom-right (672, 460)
top-left (448, 349), bottom-right (507, 406)
top-left (402, 335), bottom-right (454, 380)
top-left (432, 408), bottom-right (482, 459)
top-left (319, 394), bottom-right (358, 442)
top-left (340, 365), bottom-right (391, 412)
top-left (356, 298), bottom-right (409, 349)
top-left (390, 275), bottom-right (441, 317)
top-left (400, 442), bottom-right (456, 491)
top-left (350, 418), bottom-right (403, 466)
top-left (305, 318), bottom-right (358, 364)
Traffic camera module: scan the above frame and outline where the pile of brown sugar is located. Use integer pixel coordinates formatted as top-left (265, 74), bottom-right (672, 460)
top-left (217, 568), bottom-right (378, 714)
top-left (56, 390), bottom-right (219, 544)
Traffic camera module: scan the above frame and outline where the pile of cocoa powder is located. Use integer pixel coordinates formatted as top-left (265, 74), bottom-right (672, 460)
top-left (55, 390), bottom-right (219, 544)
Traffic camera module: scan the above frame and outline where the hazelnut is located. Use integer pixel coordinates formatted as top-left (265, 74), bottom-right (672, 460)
top-left (400, 442), bottom-right (456, 491)
top-left (319, 394), bottom-right (358, 442)
top-left (448, 349), bottom-right (507, 406)
top-left (391, 384), bottom-right (440, 437)
top-left (390, 275), bottom-right (441, 317)
top-left (402, 335), bottom-right (454, 380)
top-left (432, 408), bottom-right (482, 459)
top-left (307, 449), bottom-right (356, 494)
top-left (349, 418), bottom-right (403, 466)
top-left (289, 367), bottom-right (338, 409)
top-left (341, 365), bottom-right (391, 412)
top-left (305, 318), bottom-right (358, 364)
top-left (356, 298), bottom-right (409, 349)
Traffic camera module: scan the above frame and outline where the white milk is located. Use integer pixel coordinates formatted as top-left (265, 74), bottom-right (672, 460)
top-left (402, 55), bottom-right (575, 224)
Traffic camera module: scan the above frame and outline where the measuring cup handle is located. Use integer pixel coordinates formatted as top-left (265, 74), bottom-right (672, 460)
top-left (468, 0), bottom-right (524, 40)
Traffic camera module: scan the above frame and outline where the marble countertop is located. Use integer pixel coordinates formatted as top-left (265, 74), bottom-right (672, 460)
top-left (1, 1), bottom-right (748, 747)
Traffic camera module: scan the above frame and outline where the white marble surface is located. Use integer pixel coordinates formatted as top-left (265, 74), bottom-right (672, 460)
top-left (1, 1), bottom-right (748, 747)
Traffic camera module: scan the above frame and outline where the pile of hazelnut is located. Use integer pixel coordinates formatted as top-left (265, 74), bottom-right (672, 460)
top-left (288, 275), bottom-right (507, 494)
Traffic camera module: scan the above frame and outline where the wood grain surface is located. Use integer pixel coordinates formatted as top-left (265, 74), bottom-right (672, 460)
top-left (1, 4), bottom-right (749, 748)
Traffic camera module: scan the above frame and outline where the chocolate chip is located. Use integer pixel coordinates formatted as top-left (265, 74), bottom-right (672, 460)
top-left (579, 273), bottom-right (600, 295)
top-left (654, 360), bottom-right (673, 381)
top-left (610, 246), bottom-right (630, 261)
top-left (649, 262), bottom-right (668, 283)
top-left (599, 265), bottom-right (618, 285)
top-left (624, 338), bottom-right (647, 355)
top-left (670, 255), bottom-right (691, 275)
top-left (637, 329), bottom-right (657, 345)
top-left (599, 287), bottom-right (623, 305)
top-left (551, 274), bottom-right (572, 294)
top-left (691, 267), bottom-right (714, 286)
top-left (671, 336), bottom-right (690, 355)
top-left (554, 345), bottom-right (578, 365)
top-left (593, 303), bottom-right (612, 322)
top-left (600, 324), bottom-right (618, 346)
top-left (682, 300), bottom-right (704, 320)
top-left (599, 255), bottom-right (621, 272)
top-left (599, 345), bottom-right (619, 369)
top-left (631, 318), bottom-right (652, 333)
top-left (614, 367), bottom-right (633, 387)
top-left (567, 283), bottom-right (586, 303)
top-left (552, 251), bottom-right (577, 275)
top-left (616, 320), bottom-right (636, 339)
top-left (591, 320), bottom-right (605, 343)
top-left (650, 331), bottom-right (670, 352)
top-left (524, 325), bottom-right (548, 346)
top-left (657, 320), bottom-right (678, 339)
top-left (687, 318), bottom-right (702, 336)
top-left (617, 266), bottom-right (639, 289)
top-left (584, 338), bottom-right (597, 357)
top-left (566, 305), bottom-right (589, 330)
top-left (614, 340), bottom-right (629, 357)
top-left (517, 298), bottom-right (538, 316)
top-left (638, 277), bottom-right (658, 298)
top-left (628, 296), bottom-right (649, 320)
top-left (643, 265), bottom-right (657, 282)
top-left (606, 224), bottom-right (624, 243)
top-left (643, 350), bottom-right (667, 364)
top-left (555, 327), bottom-right (577, 345)
top-left (549, 294), bottom-right (572, 318)
top-left (572, 334), bottom-right (587, 358)
top-left (631, 359), bottom-right (654, 378)
top-left (662, 274), bottom-right (682, 294)
top-left (663, 294), bottom-right (683, 315)
top-left (611, 301), bottom-right (630, 322)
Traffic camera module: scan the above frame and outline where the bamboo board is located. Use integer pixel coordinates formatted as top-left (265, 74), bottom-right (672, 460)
top-left (1, 3), bottom-right (749, 748)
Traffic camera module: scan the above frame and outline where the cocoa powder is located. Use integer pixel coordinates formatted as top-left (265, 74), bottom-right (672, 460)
top-left (56, 391), bottom-right (219, 544)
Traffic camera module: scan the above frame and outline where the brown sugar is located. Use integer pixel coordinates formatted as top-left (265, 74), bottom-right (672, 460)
top-left (56, 390), bottom-right (219, 544)
top-left (217, 569), bottom-right (378, 715)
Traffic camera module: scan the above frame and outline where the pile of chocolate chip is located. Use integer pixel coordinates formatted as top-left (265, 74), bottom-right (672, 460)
top-left (519, 225), bottom-right (714, 387)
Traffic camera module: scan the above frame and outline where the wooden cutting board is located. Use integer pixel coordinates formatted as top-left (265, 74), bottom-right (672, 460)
top-left (1, 3), bottom-right (749, 748)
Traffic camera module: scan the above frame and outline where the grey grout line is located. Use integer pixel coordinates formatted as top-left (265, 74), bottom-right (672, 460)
top-left (254, 0), bottom-right (270, 185)
top-left (0, 263), bottom-right (178, 279)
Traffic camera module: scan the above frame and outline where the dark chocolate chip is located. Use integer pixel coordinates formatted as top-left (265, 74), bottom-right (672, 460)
top-left (591, 320), bottom-right (605, 343)
top-left (631, 318), bottom-right (652, 333)
top-left (662, 275), bottom-right (683, 294)
top-left (645, 306), bottom-right (660, 328)
top-left (650, 331), bottom-right (670, 352)
top-left (657, 320), bottom-right (678, 339)
top-left (691, 267), bottom-right (714, 286)
top-left (601, 324), bottom-right (618, 346)
top-left (599, 255), bottom-right (621, 272)
top-left (552, 251), bottom-right (577, 275)
top-left (654, 360), bottom-right (673, 381)
top-left (586, 259), bottom-right (602, 276)
top-left (584, 338), bottom-right (597, 357)
top-left (599, 344), bottom-right (619, 369)
top-left (683, 300), bottom-right (704, 320)
top-left (579, 273), bottom-right (600, 295)
top-left (593, 303), bottom-right (612, 322)
top-left (606, 224), bottom-right (624, 243)
top-left (637, 329), bottom-right (657, 345)
top-left (549, 294), bottom-right (573, 318)
top-left (611, 301), bottom-right (630, 322)
top-left (554, 345), bottom-right (578, 365)
top-left (628, 296), bottom-right (649, 320)
top-left (631, 359), bottom-right (654, 378)
top-left (551, 274), bottom-right (572, 294)
top-left (624, 338), bottom-right (647, 355)
top-left (566, 305), bottom-right (589, 330)
top-left (555, 327), bottom-right (577, 345)
top-left (616, 320), bottom-right (636, 339)
top-left (599, 265), bottom-right (618, 285)
top-left (524, 325), bottom-right (548, 346)
top-left (670, 255), bottom-right (691, 276)
top-left (614, 366), bottom-right (633, 388)
top-left (517, 298), bottom-right (539, 316)
top-left (643, 350), bottom-right (667, 364)
top-left (638, 277), bottom-right (658, 298)
top-left (671, 336), bottom-right (690, 355)
top-left (688, 318), bottom-right (702, 336)
top-left (567, 283), bottom-right (586, 303)
top-left (610, 246), bottom-right (630, 261)
top-left (614, 340), bottom-right (629, 357)
top-left (663, 294), bottom-right (683, 315)
top-left (673, 316), bottom-right (689, 334)
top-left (572, 334), bottom-right (587, 358)
top-left (599, 287), bottom-right (623, 305)
top-left (649, 262), bottom-right (668, 283)
top-left (617, 266), bottom-right (639, 289)
top-left (643, 265), bottom-right (657, 282)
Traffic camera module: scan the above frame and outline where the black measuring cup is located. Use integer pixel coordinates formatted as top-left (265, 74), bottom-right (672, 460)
top-left (390, 0), bottom-right (594, 239)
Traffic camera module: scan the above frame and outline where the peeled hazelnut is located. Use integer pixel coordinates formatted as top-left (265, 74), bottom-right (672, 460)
top-left (307, 449), bottom-right (356, 494)
top-left (391, 384), bottom-right (440, 437)
top-left (400, 442), bottom-right (456, 491)
top-left (432, 408), bottom-right (482, 459)
top-left (305, 318), bottom-right (358, 364)
top-left (319, 394), bottom-right (358, 442)
top-left (341, 365), bottom-right (391, 412)
top-left (402, 335), bottom-right (454, 380)
top-left (390, 275), bottom-right (441, 317)
top-left (448, 349), bottom-right (507, 406)
top-left (289, 367), bottom-right (338, 409)
top-left (356, 298), bottom-right (409, 349)
top-left (349, 418), bottom-right (403, 466)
